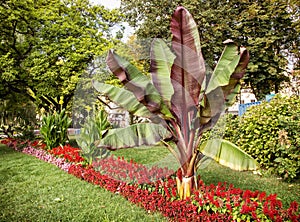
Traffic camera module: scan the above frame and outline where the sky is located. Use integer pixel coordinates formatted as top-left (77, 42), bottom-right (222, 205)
top-left (91, 0), bottom-right (134, 41)
top-left (90, 0), bottom-right (120, 9)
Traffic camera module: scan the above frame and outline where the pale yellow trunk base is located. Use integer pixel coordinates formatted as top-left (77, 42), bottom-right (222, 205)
top-left (176, 176), bottom-right (193, 199)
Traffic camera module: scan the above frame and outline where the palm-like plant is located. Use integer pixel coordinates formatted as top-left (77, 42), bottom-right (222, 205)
top-left (93, 6), bottom-right (258, 199)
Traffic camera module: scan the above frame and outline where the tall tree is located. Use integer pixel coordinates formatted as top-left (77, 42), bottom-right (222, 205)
top-left (0, 0), bottom-right (121, 111)
top-left (120, 0), bottom-right (299, 99)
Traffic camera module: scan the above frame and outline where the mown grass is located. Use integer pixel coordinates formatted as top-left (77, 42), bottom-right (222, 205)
top-left (0, 144), bottom-right (166, 222)
top-left (113, 145), bottom-right (300, 209)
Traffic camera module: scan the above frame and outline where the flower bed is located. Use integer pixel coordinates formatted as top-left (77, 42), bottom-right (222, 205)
top-left (49, 144), bottom-right (85, 163)
top-left (92, 156), bottom-right (174, 184)
top-left (22, 146), bottom-right (72, 172)
top-left (1, 138), bottom-right (299, 221)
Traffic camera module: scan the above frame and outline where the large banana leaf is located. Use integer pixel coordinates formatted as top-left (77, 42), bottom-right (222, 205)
top-left (170, 6), bottom-right (206, 122)
top-left (93, 80), bottom-right (155, 119)
top-left (199, 139), bottom-right (258, 171)
top-left (221, 46), bottom-right (250, 103)
top-left (199, 42), bottom-right (249, 126)
top-left (106, 50), bottom-right (173, 117)
top-left (150, 38), bottom-right (175, 107)
top-left (205, 40), bottom-right (240, 94)
top-left (231, 46), bottom-right (250, 79)
top-left (106, 50), bottom-right (161, 112)
top-left (97, 123), bottom-right (172, 150)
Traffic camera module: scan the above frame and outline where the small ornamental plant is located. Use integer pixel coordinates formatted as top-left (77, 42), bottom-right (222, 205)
top-left (40, 109), bottom-right (71, 150)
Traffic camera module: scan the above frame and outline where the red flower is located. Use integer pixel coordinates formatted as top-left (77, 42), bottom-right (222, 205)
top-left (49, 145), bottom-right (85, 163)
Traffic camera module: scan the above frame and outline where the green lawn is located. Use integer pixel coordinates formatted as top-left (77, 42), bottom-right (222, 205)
top-left (0, 144), bottom-right (166, 222)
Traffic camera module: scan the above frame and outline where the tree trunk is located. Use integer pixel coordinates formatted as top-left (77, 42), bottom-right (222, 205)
top-left (275, 82), bottom-right (279, 94)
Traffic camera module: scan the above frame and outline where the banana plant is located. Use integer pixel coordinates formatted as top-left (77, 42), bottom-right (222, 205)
top-left (93, 6), bottom-right (258, 199)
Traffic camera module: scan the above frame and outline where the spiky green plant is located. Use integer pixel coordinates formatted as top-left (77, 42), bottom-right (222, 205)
top-left (40, 109), bottom-right (71, 150)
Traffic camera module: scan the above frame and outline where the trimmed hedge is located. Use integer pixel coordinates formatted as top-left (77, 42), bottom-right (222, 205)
top-left (223, 95), bottom-right (300, 181)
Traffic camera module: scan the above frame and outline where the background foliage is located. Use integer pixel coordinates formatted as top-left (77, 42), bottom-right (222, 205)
top-left (0, 0), bottom-right (121, 112)
top-left (0, 92), bottom-right (37, 137)
top-left (223, 95), bottom-right (300, 181)
top-left (120, 0), bottom-right (300, 99)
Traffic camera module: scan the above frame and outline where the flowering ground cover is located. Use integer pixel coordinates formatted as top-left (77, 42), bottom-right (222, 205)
top-left (1, 138), bottom-right (299, 221)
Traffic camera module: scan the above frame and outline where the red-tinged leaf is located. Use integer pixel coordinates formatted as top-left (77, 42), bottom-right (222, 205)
top-left (106, 50), bottom-right (162, 113)
top-left (231, 46), bottom-right (250, 79)
top-left (92, 80), bottom-right (156, 119)
top-left (170, 6), bottom-right (206, 122)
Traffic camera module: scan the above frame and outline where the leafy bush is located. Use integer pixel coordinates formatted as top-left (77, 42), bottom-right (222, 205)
top-left (224, 95), bottom-right (300, 181)
top-left (0, 97), bottom-right (37, 138)
top-left (76, 110), bottom-right (111, 164)
top-left (40, 109), bottom-right (71, 150)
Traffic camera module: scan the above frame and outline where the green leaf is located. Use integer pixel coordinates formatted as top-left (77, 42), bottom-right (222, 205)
top-left (199, 139), bottom-right (258, 171)
top-left (150, 38), bottom-right (175, 107)
top-left (206, 40), bottom-right (240, 94)
top-left (97, 123), bottom-right (172, 150)
top-left (221, 46), bottom-right (249, 107)
top-left (200, 42), bottom-right (249, 125)
top-left (92, 80), bottom-right (155, 119)
top-left (197, 155), bottom-right (212, 170)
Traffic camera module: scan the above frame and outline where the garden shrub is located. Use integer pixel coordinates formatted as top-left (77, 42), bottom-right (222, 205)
top-left (0, 96), bottom-right (37, 138)
top-left (40, 109), bottom-right (71, 150)
top-left (223, 95), bottom-right (300, 181)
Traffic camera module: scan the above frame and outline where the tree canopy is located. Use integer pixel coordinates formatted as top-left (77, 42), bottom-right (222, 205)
top-left (120, 0), bottom-right (300, 99)
top-left (0, 0), bottom-right (121, 111)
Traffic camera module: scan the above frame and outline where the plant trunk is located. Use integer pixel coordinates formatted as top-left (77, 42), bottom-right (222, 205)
top-left (176, 159), bottom-right (198, 200)
top-left (176, 170), bottom-right (197, 199)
